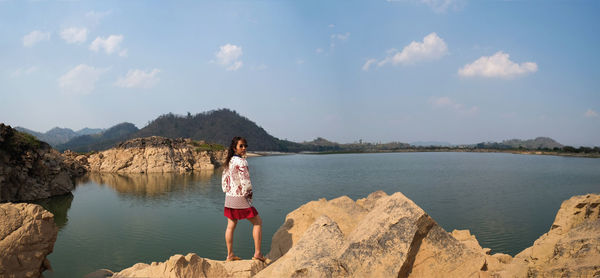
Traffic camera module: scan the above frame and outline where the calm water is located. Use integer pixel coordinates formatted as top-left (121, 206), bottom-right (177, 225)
top-left (37, 152), bottom-right (600, 277)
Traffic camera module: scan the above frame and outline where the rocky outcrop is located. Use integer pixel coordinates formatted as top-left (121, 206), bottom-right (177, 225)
top-left (108, 253), bottom-right (267, 278)
top-left (491, 193), bottom-right (600, 277)
top-left (257, 191), bottom-right (489, 277)
top-left (98, 192), bottom-right (600, 278)
top-left (70, 136), bottom-right (227, 173)
top-left (0, 203), bottom-right (58, 278)
top-left (1, 123), bottom-right (84, 202)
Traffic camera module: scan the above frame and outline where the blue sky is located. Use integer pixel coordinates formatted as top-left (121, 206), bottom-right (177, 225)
top-left (1, 0), bottom-right (598, 146)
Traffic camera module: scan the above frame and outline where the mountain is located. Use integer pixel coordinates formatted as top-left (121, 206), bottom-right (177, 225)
top-left (76, 127), bottom-right (104, 136)
top-left (56, 123), bottom-right (139, 152)
top-left (57, 109), bottom-right (303, 152)
top-left (135, 109), bottom-right (302, 151)
top-left (14, 126), bottom-right (104, 147)
top-left (475, 137), bottom-right (563, 150)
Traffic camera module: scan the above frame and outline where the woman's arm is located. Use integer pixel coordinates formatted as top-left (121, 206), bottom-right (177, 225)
top-left (236, 158), bottom-right (253, 196)
top-left (221, 167), bottom-right (230, 193)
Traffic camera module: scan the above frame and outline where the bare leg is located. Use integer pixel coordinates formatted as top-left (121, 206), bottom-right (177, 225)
top-left (225, 218), bottom-right (238, 259)
top-left (248, 215), bottom-right (263, 258)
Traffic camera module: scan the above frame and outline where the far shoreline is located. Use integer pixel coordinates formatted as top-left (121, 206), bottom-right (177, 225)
top-left (252, 149), bottom-right (600, 159)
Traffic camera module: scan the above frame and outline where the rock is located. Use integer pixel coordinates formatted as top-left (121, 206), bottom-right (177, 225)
top-left (409, 225), bottom-right (486, 277)
top-left (260, 191), bottom-right (486, 278)
top-left (84, 269), bottom-right (114, 278)
top-left (496, 193), bottom-right (600, 277)
top-left (0, 203), bottom-right (58, 278)
top-left (80, 136), bottom-right (226, 173)
top-left (0, 123), bottom-right (84, 202)
top-left (103, 192), bottom-right (600, 278)
top-left (255, 216), bottom-right (347, 277)
top-left (266, 195), bottom-right (368, 261)
top-left (110, 253), bottom-right (267, 278)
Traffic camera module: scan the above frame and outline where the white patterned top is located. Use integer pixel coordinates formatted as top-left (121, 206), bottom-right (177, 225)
top-left (221, 155), bottom-right (253, 208)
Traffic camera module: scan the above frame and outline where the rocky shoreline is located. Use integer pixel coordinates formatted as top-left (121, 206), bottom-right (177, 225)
top-left (0, 124), bottom-right (85, 202)
top-left (64, 136), bottom-right (227, 173)
top-left (84, 191), bottom-right (599, 278)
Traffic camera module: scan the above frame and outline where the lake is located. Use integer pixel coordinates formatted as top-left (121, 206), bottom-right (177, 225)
top-left (37, 152), bottom-right (600, 277)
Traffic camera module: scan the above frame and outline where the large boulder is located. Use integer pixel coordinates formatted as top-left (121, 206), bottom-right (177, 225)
top-left (0, 203), bottom-right (58, 277)
top-left (0, 123), bottom-right (83, 202)
top-left (82, 136), bottom-right (226, 173)
top-left (108, 253), bottom-right (266, 278)
top-left (258, 191), bottom-right (489, 277)
top-left (494, 193), bottom-right (600, 277)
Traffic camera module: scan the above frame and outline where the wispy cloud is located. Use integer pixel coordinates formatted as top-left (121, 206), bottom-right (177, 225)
top-left (60, 27), bottom-right (88, 44)
top-left (364, 32), bottom-right (448, 70)
top-left (387, 0), bottom-right (465, 13)
top-left (23, 30), bottom-right (50, 47)
top-left (429, 96), bottom-right (479, 115)
top-left (458, 51), bottom-right (537, 78)
top-left (115, 69), bottom-right (161, 89)
top-left (10, 66), bottom-right (39, 78)
top-left (86, 10), bottom-right (112, 25)
top-left (585, 109), bottom-right (598, 118)
top-left (214, 44), bottom-right (243, 71)
top-left (89, 35), bottom-right (124, 55)
top-left (58, 64), bottom-right (108, 95)
top-left (362, 59), bottom-right (377, 71)
top-left (330, 32), bottom-right (350, 49)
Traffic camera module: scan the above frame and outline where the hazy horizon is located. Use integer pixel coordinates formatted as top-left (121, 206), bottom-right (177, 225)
top-left (1, 1), bottom-right (598, 146)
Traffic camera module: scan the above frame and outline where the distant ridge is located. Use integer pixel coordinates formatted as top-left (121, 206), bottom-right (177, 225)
top-left (410, 141), bottom-right (453, 147)
top-left (56, 123), bottom-right (139, 152)
top-left (55, 109), bottom-right (302, 152)
top-left (15, 126), bottom-right (104, 147)
top-left (16, 109), bottom-right (586, 154)
top-left (476, 137), bottom-right (563, 150)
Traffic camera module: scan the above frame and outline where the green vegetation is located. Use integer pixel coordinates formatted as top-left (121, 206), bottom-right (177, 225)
top-left (191, 140), bottom-right (225, 152)
top-left (13, 130), bottom-right (42, 149)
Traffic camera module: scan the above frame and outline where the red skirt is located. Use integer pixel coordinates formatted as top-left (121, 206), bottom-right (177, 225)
top-left (224, 206), bottom-right (259, 220)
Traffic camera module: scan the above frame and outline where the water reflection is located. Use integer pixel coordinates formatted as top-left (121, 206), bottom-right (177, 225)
top-left (80, 170), bottom-right (220, 198)
top-left (32, 193), bottom-right (73, 230)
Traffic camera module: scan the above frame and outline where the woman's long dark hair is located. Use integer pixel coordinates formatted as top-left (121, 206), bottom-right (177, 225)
top-left (224, 136), bottom-right (247, 168)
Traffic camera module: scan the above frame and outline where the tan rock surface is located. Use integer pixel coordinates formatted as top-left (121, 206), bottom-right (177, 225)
top-left (82, 136), bottom-right (226, 173)
top-left (260, 191), bottom-right (486, 278)
top-left (495, 193), bottom-right (600, 278)
top-left (111, 253), bottom-right (266, 278)
top-left (266, 194), bottom-right (368, 261)
top-left (0, 203), bottom-right (58, 278)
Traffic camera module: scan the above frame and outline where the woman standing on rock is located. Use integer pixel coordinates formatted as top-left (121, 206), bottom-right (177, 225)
top-left (221, 136), bottom-right (266, 262)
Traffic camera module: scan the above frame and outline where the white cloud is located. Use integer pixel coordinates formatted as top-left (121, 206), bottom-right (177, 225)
top-left (585, 109), bottom-right (598, 118)
top-left (86, 10), bottom-right (112, 25)
top-left (23, 30), bottom-right (50, 47)
top-left (328, 24), bottom-right (335, 28)
top-left (378, 33), bottom-right (448, 67)
top-left (458, 51), bottom-right (538, 78)
top-left (60, 27), bottom-right (88, 44)
top-left (387, 0), bottom-right (465, 13)
top-left (115, 68), bottom-right (161, 89)
top-left (429, 96), bottom-right (479, 115)
top-left (58, 64), bottom-right (107, 95)
top-left (315, 48), bottom-right (324, 54)
top-left (89, 35), bottom-right (124, 55)
top-left (296, 59), bottom-right (305, 65)
top-left (362, 59), bottom-right (377, 71)
top-left (10, 66), bottom-right (38, 78)
top-left (215, 44), bottom-right (243, 71)
top-left (330, 32), bottom-right (350, 49)
top-left (118, 49), bottom-right (128, 57)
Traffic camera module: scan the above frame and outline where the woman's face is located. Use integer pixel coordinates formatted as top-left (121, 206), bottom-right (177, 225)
top-left (234, 140), bottom-right (247, 156)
